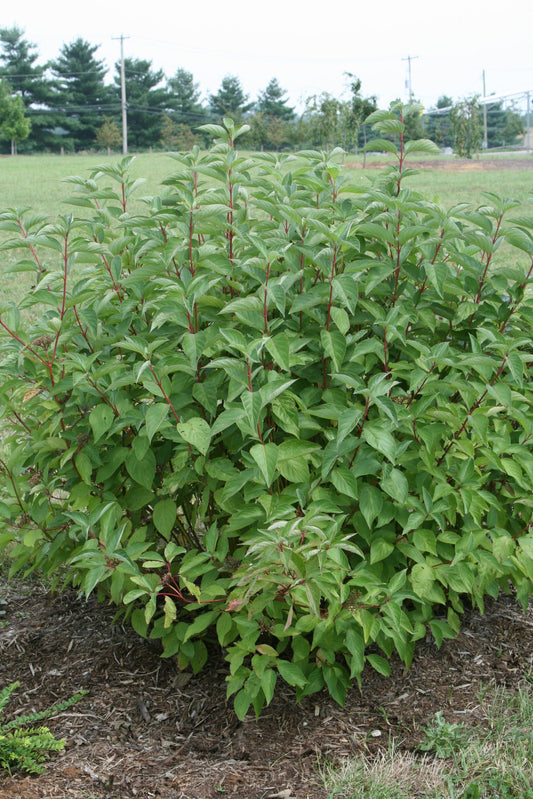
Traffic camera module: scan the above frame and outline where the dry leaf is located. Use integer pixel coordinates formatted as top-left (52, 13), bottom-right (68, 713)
top-left (23, 387), bottom-right (43, 402)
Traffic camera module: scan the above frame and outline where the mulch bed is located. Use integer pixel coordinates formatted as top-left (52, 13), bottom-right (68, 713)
top-left (1, 578), bottom-right (533, 798)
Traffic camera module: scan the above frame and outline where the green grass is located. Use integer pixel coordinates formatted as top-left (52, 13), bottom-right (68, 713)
top-left (321, 679), bottom-right (533, 798)
top-left (1, 151), bottom-right (532, 216)
top-left (0, 152), bottom-right (178, 216)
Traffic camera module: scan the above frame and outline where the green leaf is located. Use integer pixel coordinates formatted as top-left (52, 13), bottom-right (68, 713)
top-left (337, 408), bottom-right (363, 445)
top-left (75, 451), bottom-right (92, 485)
top-left (183, 610), bottom-right (219, 642)
top-left (362, 137), bottom-right (398, 154)
top-left (265, 334), bottom-right (291, 371)
top-left (176, 417), bottom-right (212, 455)
top-left (126, 449), bottom-right (156, 490)
top-left (259, 378), bottom-right (296, 409)
top-left (260, 668), bottom-right (277, 705)
top-left (366, 653), bottom-right (391, 677)
top-left (370, 538), bottom-right (395, 564)
top-left (359, 484), bottom-right (383, 528)
top-left (250, 442), bottom-right (278, 486)
top-left (276, 439), bottom-right (317, 483)
top-left (345, 627), bottom-right (365, 679)
top-left (276, 660), bottom-right (307, 688)
top-left (125, 485), bottom-right (154, 510)
top-left (153, 499), bottom-right (177, 538)
top-left (216, 612), bottom-right (235, 647)
top-left (233, 689), bottom-right (252, 721)
top-left (330, 306), bottom-right (350, 335)
top-left (331, 467), bottom-right (358, 500)
top-left (131, 609), bottom-right (148, 637)
top-left (145, 403), bottom-right (170, 442)
top-left (380, 467), bottom-right (408, 504)
top-left (89, 404), bottom-right (114, 442)
top-left (411, 563), bottom-right (435, 601)
top-left (362, 423), bottom-right (396, 463)
top-left (404, 138), bottom-right (441, 155)
top-left (321, 329), bottom-right (346, 372)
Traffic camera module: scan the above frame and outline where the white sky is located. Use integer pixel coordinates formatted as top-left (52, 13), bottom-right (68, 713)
top-left (6, 0), bottom-right (533, 112)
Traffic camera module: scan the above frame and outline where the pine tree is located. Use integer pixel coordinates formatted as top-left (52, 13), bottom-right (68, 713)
top-left (167, 68), bottom-right (206, 127)
top-left (209, 75), bottom-right (252, 121)
top-left (256, 78), bottom-right (294, 121)
top-left (50, 39), bottom-right (112, 151)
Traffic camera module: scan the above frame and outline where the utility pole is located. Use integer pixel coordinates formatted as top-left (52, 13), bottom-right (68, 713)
top-left (527, 90), bottom-right (531, 155)
top-left (402, 55), bottom-right (418, 103)
top-left (482, 70), bottom-right (488, 150)
top-left (112, 34), bottom-right (129, 154)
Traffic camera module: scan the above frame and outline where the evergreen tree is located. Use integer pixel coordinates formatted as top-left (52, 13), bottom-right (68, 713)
top-left (50, 39), bottom-right (112, 151)
top-left (485, 101), bottom-right (524, 148)
top-left (167, 68), bottom-right (206, 127)
top-left (0, 26), bottom-right (53, 151)
top-left (209, 75), bottom-right (252, 121)
top-left (256, 78), bottom-right (294, 121)
top-left (114, 58), bottom-right (170, 149)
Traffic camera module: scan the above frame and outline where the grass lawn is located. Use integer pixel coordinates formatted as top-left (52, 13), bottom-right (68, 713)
top-left (1, 150), bottom-right (532, 216)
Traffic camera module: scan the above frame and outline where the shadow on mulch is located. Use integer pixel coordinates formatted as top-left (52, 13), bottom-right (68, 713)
top-left (1, 578), bottom-right (532, 799)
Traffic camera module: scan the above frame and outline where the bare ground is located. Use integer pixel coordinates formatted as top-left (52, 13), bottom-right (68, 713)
top-left (1, 577), bottom-right (533, 799)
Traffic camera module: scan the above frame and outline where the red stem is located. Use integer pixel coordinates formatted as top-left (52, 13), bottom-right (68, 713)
top-left (148, 364), bottom-right (181, 423)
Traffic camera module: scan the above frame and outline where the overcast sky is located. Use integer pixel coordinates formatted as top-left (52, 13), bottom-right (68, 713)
top-left (6, 0), bottom-right (533, 113)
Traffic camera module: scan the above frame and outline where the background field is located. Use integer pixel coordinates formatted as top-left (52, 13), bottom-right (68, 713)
top-left (1, 151), bottom-right (533, 217)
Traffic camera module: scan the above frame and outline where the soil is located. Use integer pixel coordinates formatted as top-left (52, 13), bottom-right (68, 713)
top-left (1, 578), bottom-right (533, 799)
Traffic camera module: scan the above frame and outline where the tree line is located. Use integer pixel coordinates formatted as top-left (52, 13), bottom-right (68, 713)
top-left (0, 26), bottom-right (525, 156)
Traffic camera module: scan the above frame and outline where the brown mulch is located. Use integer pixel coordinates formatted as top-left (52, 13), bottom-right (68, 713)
top-left (1, 579), bottom-right (533, 799)
top-left (346, 156), bottom-right (533, 172)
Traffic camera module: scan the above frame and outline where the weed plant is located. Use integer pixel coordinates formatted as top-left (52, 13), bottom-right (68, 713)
top-left (0, 681), bottom-right (86, 775)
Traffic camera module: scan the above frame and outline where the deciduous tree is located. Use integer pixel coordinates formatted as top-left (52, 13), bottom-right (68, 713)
top-left (0, 81), bottom-right (31, 154)
top-left (0, 26), bottom-right (53, 151)
top-left (450, 97), bottom-right (482, 158)
top-left (95, 116), bottom-right (122, 155)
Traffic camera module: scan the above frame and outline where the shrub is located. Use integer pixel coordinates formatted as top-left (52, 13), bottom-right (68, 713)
top-left (1, 109), bottom-right (533, 718)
